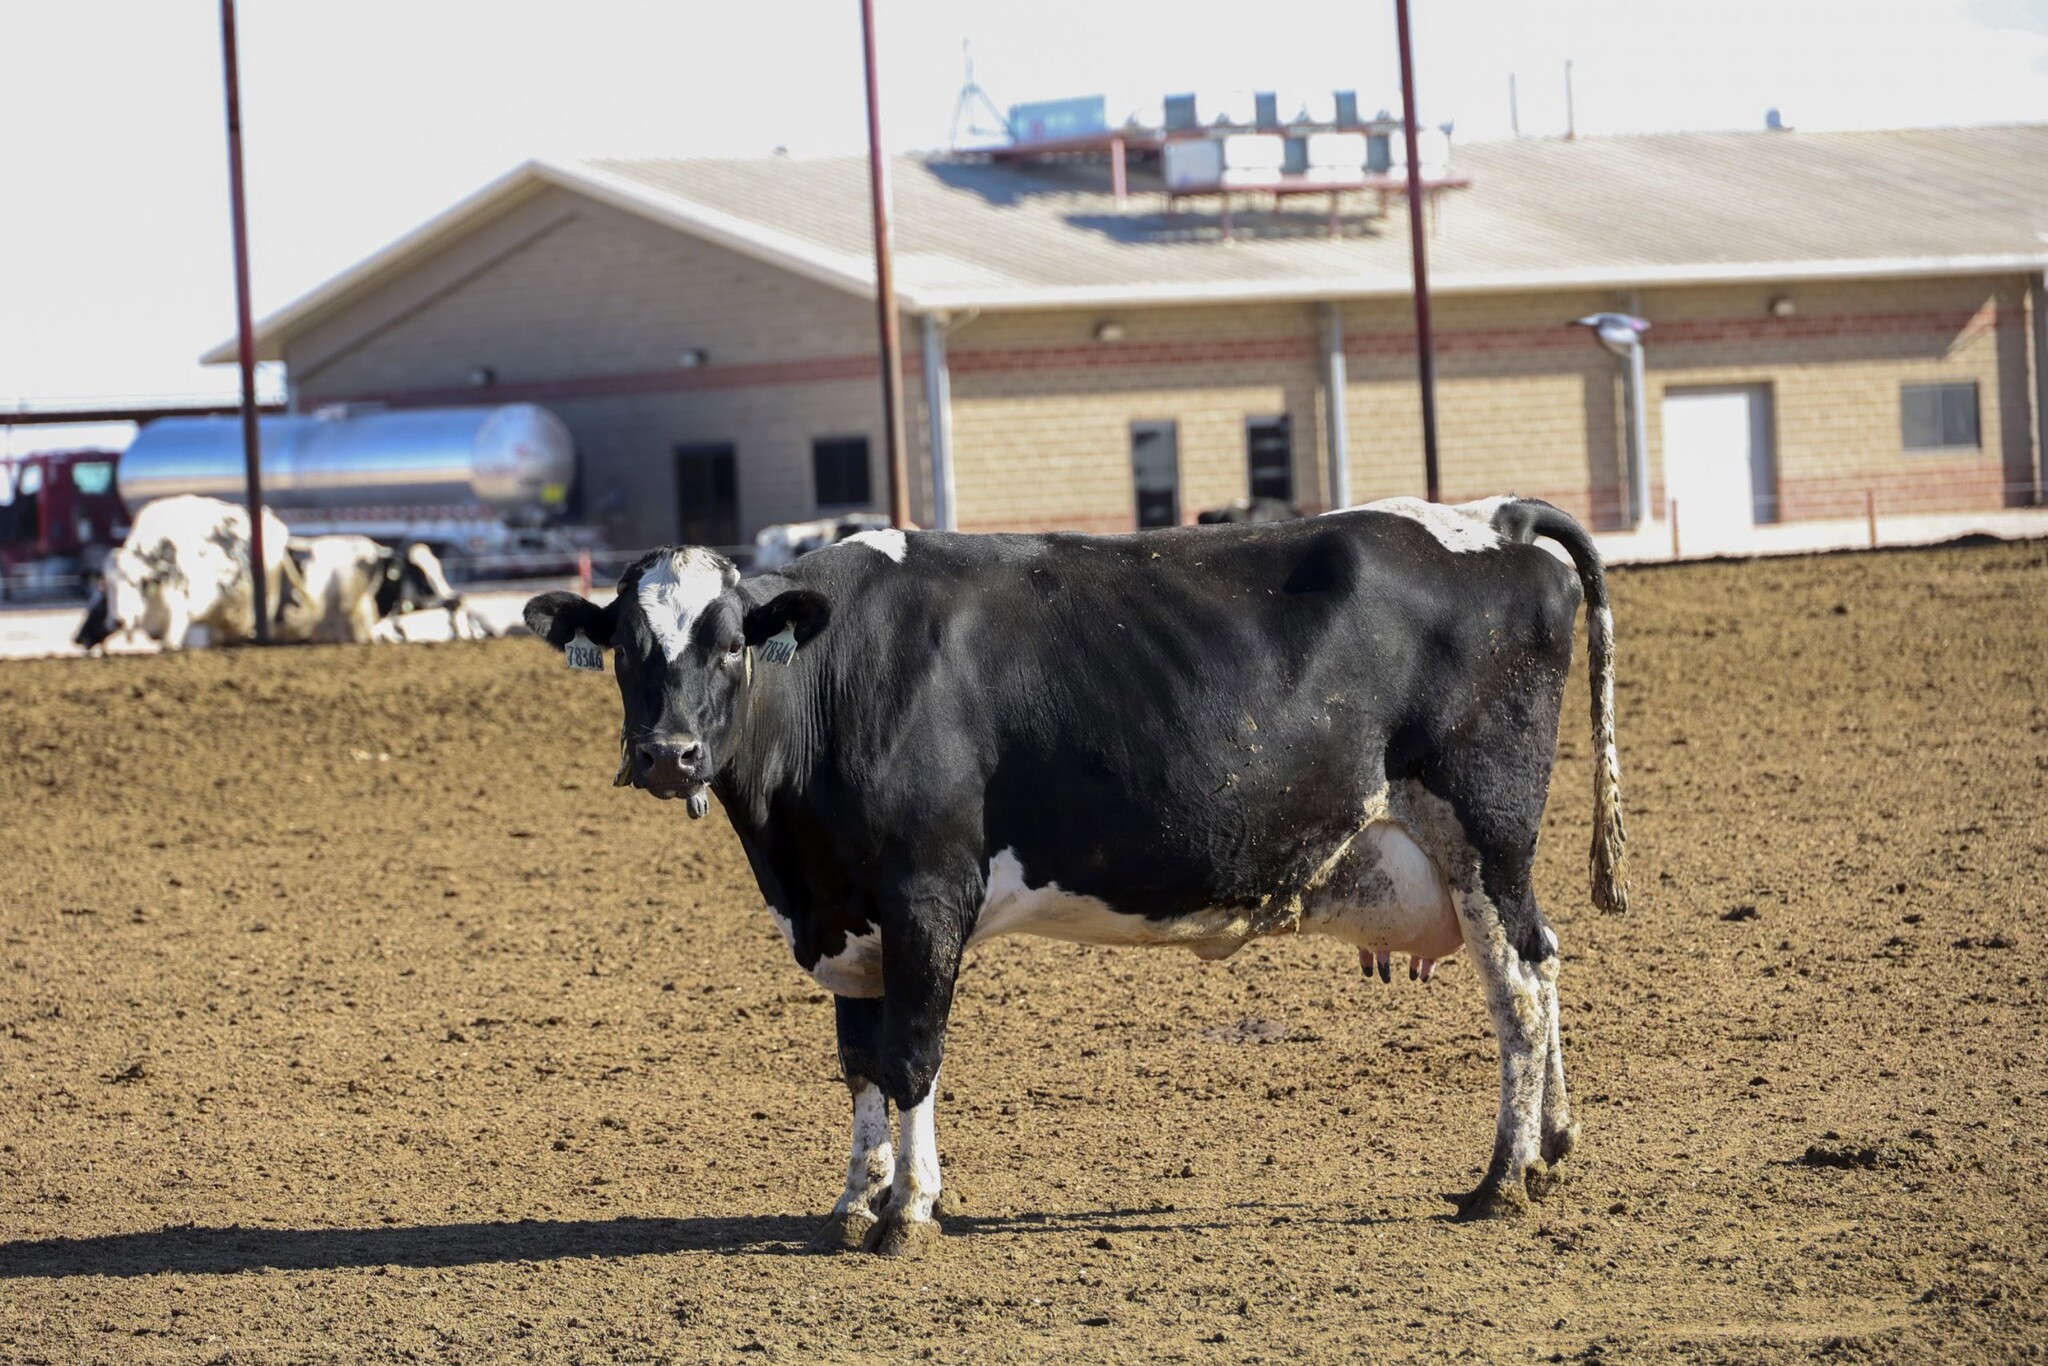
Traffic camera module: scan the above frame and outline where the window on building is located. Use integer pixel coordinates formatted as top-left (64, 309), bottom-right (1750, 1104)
top-left (812, 436), bottom-right (873, 508)
top-left (1131, 421), bottom-right (1180, 528)
top-left (1246, 416), bottom-right (1293, 503)
top-left (1900, 382), bottom-right (1979, 451)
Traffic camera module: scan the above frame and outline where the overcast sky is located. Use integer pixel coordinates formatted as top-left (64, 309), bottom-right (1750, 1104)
top-left (4, 0), bottom-right (2046, 452)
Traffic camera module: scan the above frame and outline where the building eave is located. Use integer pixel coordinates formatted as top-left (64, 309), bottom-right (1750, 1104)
top-left (911, 252), bottom-right (2048, 312)
top-left (200, 158), bottom-right (883, 367)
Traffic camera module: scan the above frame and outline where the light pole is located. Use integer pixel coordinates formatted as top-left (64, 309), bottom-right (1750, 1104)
top-left (1573, 313), bottom-right (1651, 528)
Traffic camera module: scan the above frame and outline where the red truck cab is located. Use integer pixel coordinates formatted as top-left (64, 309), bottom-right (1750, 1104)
top-left (0, 449), bottom-right (128, 595)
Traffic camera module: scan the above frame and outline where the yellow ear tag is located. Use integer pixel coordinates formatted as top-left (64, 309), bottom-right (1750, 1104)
top-left (614, 734), bottom-right (632, 787)
top-left (566, 631), bottom-right (604, 672)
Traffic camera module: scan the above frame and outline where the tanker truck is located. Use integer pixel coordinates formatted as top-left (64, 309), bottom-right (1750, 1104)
top-left (114, 402), bottom-right (597, 580)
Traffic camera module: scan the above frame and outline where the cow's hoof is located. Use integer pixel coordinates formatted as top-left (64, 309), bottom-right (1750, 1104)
top-left (1523, 1158), bottom-right (1560, 1200)
top-left (861, 1213), bottom-right (942, 1258)
top-left (1446, 1173), bottom-right (1535, 1222)
top-left (1541, 1121), bottom-right (1580, 1166)
top-left (808, 1209), bottom-right (878, 1253)
top-left (932, 1186), bottom-right (964, 1219)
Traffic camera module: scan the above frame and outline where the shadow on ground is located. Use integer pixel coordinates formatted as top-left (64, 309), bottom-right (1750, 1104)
top-left (0, 1214), bottom-right (817, 1278)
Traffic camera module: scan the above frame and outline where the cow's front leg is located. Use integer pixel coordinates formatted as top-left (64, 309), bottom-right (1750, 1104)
top-left (811, 997), bottom-right (893, 1252)
top-left (863, 893), bottom-right (967, 1258)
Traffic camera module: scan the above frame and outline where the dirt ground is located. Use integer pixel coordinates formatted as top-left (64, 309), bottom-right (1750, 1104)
top-left (2, 540), bottom-right (2044, 1365)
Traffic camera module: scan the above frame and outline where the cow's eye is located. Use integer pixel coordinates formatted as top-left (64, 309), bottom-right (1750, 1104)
top-left (724, 638), bottom-right (744, 663)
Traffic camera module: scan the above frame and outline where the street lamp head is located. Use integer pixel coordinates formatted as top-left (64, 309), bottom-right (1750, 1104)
top-left (1571, 312), bottom-right (1650, 357)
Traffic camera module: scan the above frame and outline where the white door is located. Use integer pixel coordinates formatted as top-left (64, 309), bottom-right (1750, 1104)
top-left (1661, 386), bottom-right (1773, 551)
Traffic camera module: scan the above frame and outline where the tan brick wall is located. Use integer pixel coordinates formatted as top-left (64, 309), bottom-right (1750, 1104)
top-left (284, 187), bottom-right (930, 549)
top-left (276, 185), bottom-right (2039, 545)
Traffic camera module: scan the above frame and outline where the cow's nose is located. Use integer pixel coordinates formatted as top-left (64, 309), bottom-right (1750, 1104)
top-left (637, 737), bottom-right (706, 787)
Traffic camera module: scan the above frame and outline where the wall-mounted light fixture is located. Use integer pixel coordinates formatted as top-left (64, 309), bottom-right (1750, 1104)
top-left (1569, 312), bottom-right (1652, 529)
top-left (467, 365), bottom-right (497, 388)
top-left (1768, 295), bottom-right (1796, 318)
top-left (678, 349), bottom-right (710, 369)
top-left (1093, 321), bottom-right (1126, 343)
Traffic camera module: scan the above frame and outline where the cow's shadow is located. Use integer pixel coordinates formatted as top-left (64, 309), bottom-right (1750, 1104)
top-left (0, 1214), bottom-right (817, 1279)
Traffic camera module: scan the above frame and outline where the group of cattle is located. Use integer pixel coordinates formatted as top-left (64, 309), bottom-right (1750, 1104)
top-left (76, 494), bottom-right (490, 652)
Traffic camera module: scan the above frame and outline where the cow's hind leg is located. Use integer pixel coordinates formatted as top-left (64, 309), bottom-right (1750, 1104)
top-left (1536, 925), bottom-right (1578, 1165)
top-left (1444, 871), bottom-right (1560, 1221)
top-left (812, 997), bottom-right (895, 1253)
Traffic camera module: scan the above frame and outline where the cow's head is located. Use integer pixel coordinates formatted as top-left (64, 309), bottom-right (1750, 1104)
top-left (99, 543), bottom-right (178, 643)
top-left (524, 547), bottom-right (829, 815)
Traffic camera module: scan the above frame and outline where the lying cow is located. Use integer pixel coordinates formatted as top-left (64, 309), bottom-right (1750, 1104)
top-left (78, 495), bottom-right (291, 651)
top-left (524, 497), bottom-right (1629, 1255)
top-left (366, 542), bottom-right (492, 643)
top-left (750, 512), bottom-right (893, 573)
top-left (1196, 496), bottom-right (1300, 524)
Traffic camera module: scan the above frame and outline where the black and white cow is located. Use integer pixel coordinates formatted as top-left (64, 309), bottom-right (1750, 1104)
top-left (524, 498), bottom-right (1629, 1256)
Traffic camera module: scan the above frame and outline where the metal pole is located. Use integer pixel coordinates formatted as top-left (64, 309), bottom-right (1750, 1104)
top-left (921, 313), bottom-right (956, 531)
top-left (1624, 337), bottom-right (1650, 526)
top-left (1394, 0), bottom-right (1441, 502)
top-left (859, 0), bottom-right (912, 529)
top-left (220, 0), bottom-right (269, 641)
top-left (1319, 302), bottom-right (1351, 512)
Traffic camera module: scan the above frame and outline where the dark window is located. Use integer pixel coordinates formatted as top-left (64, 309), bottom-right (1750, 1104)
top-left (1901, 382), bottom-right (1979, 451)
top-left (674, 443), bottom-right (740, 547)
top-left (812, 437), bottom-right (872, 508)
top-left (1246, 416), bottom-right (1293, 502)
top-left (1131, 421), bottom-right (1180, 528)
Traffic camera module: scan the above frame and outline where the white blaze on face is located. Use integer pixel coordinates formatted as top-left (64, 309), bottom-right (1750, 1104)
top-left (637, 548), bottom-right (737, 664)
top-left (842, 528), bottom-right (908, 563)
top-left (1362, 495), bottom-right (1513, 553)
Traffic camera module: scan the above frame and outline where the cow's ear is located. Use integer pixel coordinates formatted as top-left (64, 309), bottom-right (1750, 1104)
top-left (524, 591), bottom-right (615, 651)
top-left (743, 588), bottom-right (831, 648)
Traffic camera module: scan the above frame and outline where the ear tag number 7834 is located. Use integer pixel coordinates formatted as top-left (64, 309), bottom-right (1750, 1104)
top-left (759, 625), bottom-right (799, 666)
top-left (566, 631), bottom-right (604, 672)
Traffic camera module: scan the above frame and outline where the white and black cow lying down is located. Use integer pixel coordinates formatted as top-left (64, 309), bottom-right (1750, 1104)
top-left (525, 497), bottom-right (1629, 1256)
top-left (77, 495), bottom-right (488, 650)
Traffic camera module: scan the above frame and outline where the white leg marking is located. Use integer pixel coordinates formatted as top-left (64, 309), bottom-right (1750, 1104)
top-left (831, 1083), bottom-right (894, 1219)
top-left (889, 1083), bottom-right (942, 1223)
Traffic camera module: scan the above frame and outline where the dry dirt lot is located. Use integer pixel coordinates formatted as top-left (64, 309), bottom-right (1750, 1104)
top-left (2, 541), bottom-right (2045, 1364)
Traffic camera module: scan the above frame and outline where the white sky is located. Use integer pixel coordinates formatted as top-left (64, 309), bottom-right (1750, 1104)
top-left (3, 0), bottom-right (2045, 454)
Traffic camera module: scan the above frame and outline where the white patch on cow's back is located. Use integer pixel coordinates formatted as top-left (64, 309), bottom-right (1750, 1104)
top-left (842, 528), bottom-right (908, 563)
top-left (637, 548), bottom-right (736, 663)
top-left (1360, 495), bottom-right (1513, 553)
top-left (809, 925), bottom-right (884, 997)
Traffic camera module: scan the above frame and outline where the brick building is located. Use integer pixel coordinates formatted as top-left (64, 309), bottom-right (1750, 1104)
top-left (211, 124), bottom-right (2048, 555)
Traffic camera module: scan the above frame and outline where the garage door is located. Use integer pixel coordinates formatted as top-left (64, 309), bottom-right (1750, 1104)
top-left (1661, 386), bottom-right (1776, 551)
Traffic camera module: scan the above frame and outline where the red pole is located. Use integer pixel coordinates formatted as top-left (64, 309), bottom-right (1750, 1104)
top-left (1395, 0), bottom-right (1441, 503)
top-left (858, 0), bottom-right (912, 530)
top-left (220, 0), bottom-right (270, 641)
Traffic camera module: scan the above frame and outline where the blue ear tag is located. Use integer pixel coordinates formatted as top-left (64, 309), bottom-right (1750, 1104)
top-left (759, 624), bottom-right (799, 666)
top-left (566, 631), bottom-right (604, 672)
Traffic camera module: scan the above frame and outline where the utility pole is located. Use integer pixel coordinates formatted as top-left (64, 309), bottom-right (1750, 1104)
top-left (1394, 0), bottom-right (1441, 502)
top-left (219, 0), bottom-right (270, 639)
top-left (858, 0), bottom-right (912, 528)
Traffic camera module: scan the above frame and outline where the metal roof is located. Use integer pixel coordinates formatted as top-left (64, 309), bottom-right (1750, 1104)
top-left (209, 124), bottom-right (2048, 362)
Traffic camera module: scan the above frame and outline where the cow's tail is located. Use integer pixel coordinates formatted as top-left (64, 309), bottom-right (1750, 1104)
top-left (1497, 499), bottom-right (1630, 913)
